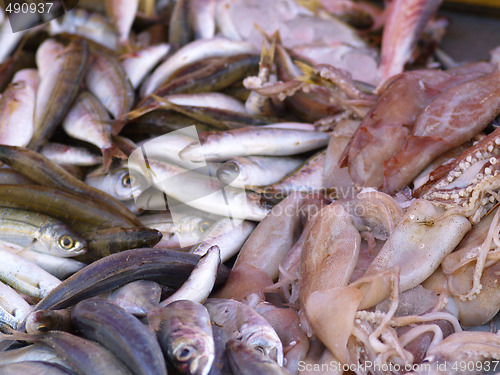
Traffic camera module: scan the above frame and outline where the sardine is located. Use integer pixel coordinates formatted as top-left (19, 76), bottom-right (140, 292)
top-left (72, 298), bottom-right (167, 375)
top-left (149, 300), bottom-right (214, 375)
top-left (108, 280), bottom-right (162, 316)
top-left (191, 219), bottom-right (256, 262)
top-left (121, 44), bottom-right (170, 89)
top-left (0, 69), bottom-right (38, 147)
top-left (160, 245), bottom-right (221, 305)
top-left (204, 298), bottom-right (284, 366)
top-left (105, 0), bottom-right (139, 49)
top-left (128, 157), bottom-right (270, 221)
top-left (0, 146), bottom-right (139, 225)
top-left (28, 39), bottom-right (89, 150)
top-left (76, 227), bottom-right (163, 263)
top-left (25, 309), bottom-right (73, 334)
top-left (226, 339), bottom-right (290, 375)
top-left (34, 248), bottom-right (230, 311)
top-left (0, 207), bottom-right (86, 257)
top-left (0, 331), bottom-right (132, 375)
top-left (217, 156), bottom-right (304, 189)
top-left (141, 38), bottom-right (256, 97)
top-left (0, 248), bottom-right (61, 298)
top-left (63, 91), bottom-right (127, 170)
top-left (179, 127), bottom-right (329, 162)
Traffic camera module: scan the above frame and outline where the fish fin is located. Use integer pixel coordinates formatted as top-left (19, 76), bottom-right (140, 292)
top-left (102, 145), bottom-right (128, 172)
top-left (111, 117), bottom-right (127, 135)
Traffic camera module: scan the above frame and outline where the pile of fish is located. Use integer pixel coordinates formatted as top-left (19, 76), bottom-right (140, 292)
top-left (1, 0), bottom-right (500, 374)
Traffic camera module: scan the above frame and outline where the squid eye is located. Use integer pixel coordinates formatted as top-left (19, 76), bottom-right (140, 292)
top-left (121, 173), bottom-right (135, 188)
top-left (199, 221), bottom-right (212, 233)
top-left (58, 235), bottom-right (75, 250)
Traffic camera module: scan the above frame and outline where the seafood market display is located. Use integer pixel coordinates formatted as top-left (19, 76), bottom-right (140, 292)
top-left (1, 0), bottom-right (500, 374)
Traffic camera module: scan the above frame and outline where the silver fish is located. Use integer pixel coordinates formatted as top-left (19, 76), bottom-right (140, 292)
top-left (149, 300), bottom-right (215, 375)
top-left (189, 0), bottom-right (216, 39)
top-left (41, 143), bottom-right (102, 167)
top-left (141, 38), bottom-right (256, 97)
top-left (217, 156), bottom-right (304, 189)
top-left (105, 0), bottom-right (139, 48)
top-left (204, 298), bottom-right (284, 366)
top-left (121, 44), bottom-right (170, 89)
top-left (0, 281), bottom-right (32, 331)
top-left (179, 127), bottom-right (329, 162)
top-left (85, 162), bottom-right (134, 202)
top-left (191, 218), bottom-right (256, 262)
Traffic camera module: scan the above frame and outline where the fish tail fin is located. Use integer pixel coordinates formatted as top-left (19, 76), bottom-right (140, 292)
top-left (102, 145), bottom-right (127, 172)
top-left (111, 117), bottom-right (127, 135)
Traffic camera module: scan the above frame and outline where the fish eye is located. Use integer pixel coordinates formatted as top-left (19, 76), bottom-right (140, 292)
top-left (58, 235), bottom-right (75, 250)
top-left (254, 345), bottom-right (266, 355)
top-left (199, 221), bottom-right (211, 233)
top-left (121, 173), bottom-right (135, 188)
top-left (176, 345), bottom-right (195, 361)
top-left (36, 325), bottom-right (48, 332)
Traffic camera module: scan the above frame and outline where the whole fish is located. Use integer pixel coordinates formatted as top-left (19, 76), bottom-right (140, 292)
top-left (0, 146), bottom-right (139, 226)
top-left (149, 300), bottom-right (215, 375)
top-left (128, 157), bottom-right (270, 221)
top-left (0, 331), bottom-right (132, 375)
top-left (0, 69), bottom-right (38, 147)
top-left (85, 52), bottom-right (135, 123)
top-left (63, 91), bottom-right (127, 170)
top-left (105, 0), bottom-right (139, 49)
top-left (121, 44), bottom-right (170, 89)
top-left (107, 280), bottom-right (162, 316)
top-left (141, 38), bottom-right (256, 97)
top-left (204, 298), bottom-right (284, 366)
top-left (28, 39), bottom-right (89, 150)
top-left (0, 207), bottom-right (86, 257)
top-left (76, 227), bottom-right (163, 263)
top-left (216, 156), bottom-right (304, 189)
top-left (72, 298), bottom-right (167, 375)
top-left (179, 127), bottom-right (329, 162)
top-left (34, 248), bottom-right (230, 311)
top-left (226, 339), bottom-right (290, 375)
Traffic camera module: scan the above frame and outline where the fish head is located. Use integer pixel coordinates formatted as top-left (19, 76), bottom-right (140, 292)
top-left (167, 326), bottom-right (215, 375)
top-left (42, 223), bottom-right (88, 257)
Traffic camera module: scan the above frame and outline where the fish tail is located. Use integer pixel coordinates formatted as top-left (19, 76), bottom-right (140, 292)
top-left (102, 145), bottom-right (127, 172)
top-left (111, 117), bottom-right (127, 135)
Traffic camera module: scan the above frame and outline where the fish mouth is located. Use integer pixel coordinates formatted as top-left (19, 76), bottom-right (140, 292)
top-left (189, 354), bottom-right (213, 375)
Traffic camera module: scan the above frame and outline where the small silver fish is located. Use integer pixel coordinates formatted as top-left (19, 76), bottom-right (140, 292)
top-left (149, 300), bottom-right (215, 375)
